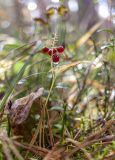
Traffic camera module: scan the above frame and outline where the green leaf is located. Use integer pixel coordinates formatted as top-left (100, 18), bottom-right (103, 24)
top-left (54, 124), bottom-right (62, 129)
top-left (97, 28), bottom-right (113, 34)
top-left (13, 61), bottom-right (24, 73)
top-left (3, 43), bottom-right (22, 51)
top-left (50, 106), bottom-right (64, 111)
top-left (107, 51), bottom-right (115, 63)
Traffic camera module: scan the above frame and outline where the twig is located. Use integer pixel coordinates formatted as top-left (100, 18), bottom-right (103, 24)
top-left (66, 120), bottom-right (115, 157)
top-left (66, 138), bottom-right (94, 160)
top-left (14, 141), bottom-right (48, 158)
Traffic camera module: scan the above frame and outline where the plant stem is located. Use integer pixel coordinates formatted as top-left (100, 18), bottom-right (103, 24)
top-left (44, 73), bottom-right (56, 147)
top-left (61, 103), bottom-right (67, 143)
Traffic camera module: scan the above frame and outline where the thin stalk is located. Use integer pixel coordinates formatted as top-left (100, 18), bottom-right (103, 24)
top-left (44, 75), bottom-right (56, 146)
top-left (61, 103), bottom-right (67, 143)
top-left (25, 70), bottom-right (56, 159)
top-left (25, 35), bottom-right (58, 159)
top-left (43, 33), bottom-right (58, 146)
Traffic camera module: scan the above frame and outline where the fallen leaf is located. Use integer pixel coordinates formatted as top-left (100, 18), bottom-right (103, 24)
top-left (7, 88), bottom-right (44, 125)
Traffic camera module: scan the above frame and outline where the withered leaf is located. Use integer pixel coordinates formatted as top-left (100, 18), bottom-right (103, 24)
top-left (8, 88), bottom-right (44, 125)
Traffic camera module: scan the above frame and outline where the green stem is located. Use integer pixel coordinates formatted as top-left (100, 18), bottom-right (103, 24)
top-left (44, 73), bottom-right (56, 146)
top-left (61, 103), bottom-right (67, 144)
top-left (44, 76), bottom-right (56, 108)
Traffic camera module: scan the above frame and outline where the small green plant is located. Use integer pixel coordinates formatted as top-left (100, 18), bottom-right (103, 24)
top-left (0, 1), bottom-right (115, 160)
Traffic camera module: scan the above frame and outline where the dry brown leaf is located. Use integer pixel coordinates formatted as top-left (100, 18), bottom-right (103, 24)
top-left (50, 61), bottom-right (90, 75)
top-left (6, 88), bottom-right (44, 125)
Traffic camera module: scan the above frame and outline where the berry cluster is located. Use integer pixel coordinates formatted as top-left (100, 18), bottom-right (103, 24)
top-left (42, 46), bottom-right (64, 64)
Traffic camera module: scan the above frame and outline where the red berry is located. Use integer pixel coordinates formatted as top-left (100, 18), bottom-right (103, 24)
top-left (52, 54), bottom-right (60, 63)
top-left (42, 47), bottom-right (49, 53)
top-left (57, 46), bottom-right (64, 53)
top-left (48, 49), bottom-right (53, 55)
top-left (53, 48), bottom-right (57, 53)
top-left (48, 48), bottom-right (57, 55)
